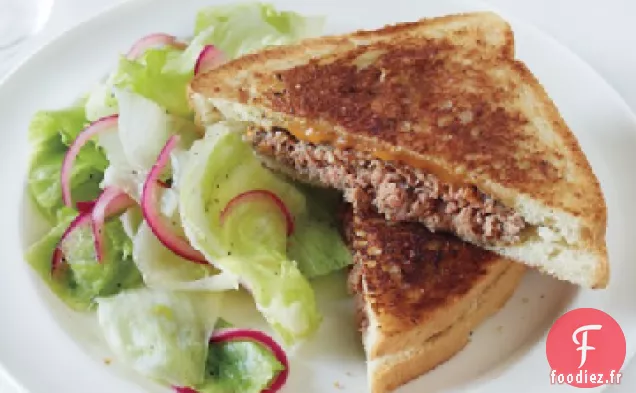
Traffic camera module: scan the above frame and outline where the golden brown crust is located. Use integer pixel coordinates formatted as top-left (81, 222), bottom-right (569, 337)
top-left (189, 11), bottom-right (608, 288)
top-left (367, 261), bottom-right (526, 393)
top-left (189, 11), bottom-right (606, 246)
top-left (347, 12), bottom-right (513, 57)
top-left (342, 204), bottom-right (524, 357)
top-left (344, 206), bottom-right (504, 328)
top-left (261, 48), bottom-right (603, 235)
top-left (593, 243), bottom-right (610, 289)
top-left (190, 12), bottom-right (513, 87)
top-left (509, 60), bottom-right (608, 240)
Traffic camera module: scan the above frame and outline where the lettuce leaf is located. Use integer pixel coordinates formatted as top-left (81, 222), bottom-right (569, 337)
top-left (96, 293), bottom-right (281, 393)
top-left (97, 289), bottom-right (221, 387)
top-left (28, 106), bottom-right (87, 146)
top-left (179, 122), bottom-right (321, 344)
top-left (193, 2), bottom-right (324, 58)
top-left (93, 3), bottom-right (323, 122)
top-left (132, 222), bottom-right (239, 292)
top-left (112, 47), bottom-right (193, 117)
top-left (289, 186), bottom-right (351, 278)
top-left (288, 220), bottom-right (352, 279)
top-left (27, 108), bottom-right (108, 223)
top-left (115, 88), bottom-right (189, 170)
top-left (97, 90), bottom-right (200, 201)
top-left (197, 320), bottom-right (284, 393)
top-left (28, 147), bottom-right (107, 223)
top-left (85, 78), bottom-right (119, 122)
top-left (25, 102), bottom-right (148, 312)
top-left (25, 209), bottom-right (142, 311)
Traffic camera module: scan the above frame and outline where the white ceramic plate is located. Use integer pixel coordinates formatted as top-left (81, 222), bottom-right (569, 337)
top-left (1, 0), bottom-right (635, 392)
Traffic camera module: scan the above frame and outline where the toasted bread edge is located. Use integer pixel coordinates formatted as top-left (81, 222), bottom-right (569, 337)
top-left (366, 262), bottom-right (526, 393)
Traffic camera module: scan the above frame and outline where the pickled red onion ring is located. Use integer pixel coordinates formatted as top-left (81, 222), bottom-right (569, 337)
top-left (194, 45), bottom-right (226, 75)
top-left (173, 328), bottom-right (289, 393)
top-left (141, 135), bottom-right (207, 264)
top-left (127, 33), bottom-right (186, 59)
top-left (61, 115), bottom-right (119, 208)
top-left (51, 212), bottom-right (92, 274)
top-left (91, 187), bottom-right (135, 262)
top-left (219, 190), bottom-right (294, 236)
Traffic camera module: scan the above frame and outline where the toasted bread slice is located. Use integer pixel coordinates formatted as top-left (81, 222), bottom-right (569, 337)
top-left (342, 206), bottom-right (526, 393)
top-left (366, 264), bottom-right (525, 393)
top-left (189, 11), bottom-right (608, 288)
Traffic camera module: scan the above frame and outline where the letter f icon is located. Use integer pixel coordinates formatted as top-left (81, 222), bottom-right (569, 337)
top-left (572, 324), bottom-right (602, 368)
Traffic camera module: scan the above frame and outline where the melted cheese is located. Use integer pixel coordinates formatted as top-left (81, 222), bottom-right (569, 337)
top-left (279, 121), bottom-right (465, 185)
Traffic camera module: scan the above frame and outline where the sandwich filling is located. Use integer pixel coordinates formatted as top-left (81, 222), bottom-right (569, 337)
top-left (246, 126), bottom-right (526, 245)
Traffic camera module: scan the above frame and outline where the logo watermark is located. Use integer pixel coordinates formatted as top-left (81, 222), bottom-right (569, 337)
top-left (546, 308), bottom-right (626, 388)
top-left (572, 324), bottom-right (602, 369)
top-left (550, 369), bottom-right (622, 385)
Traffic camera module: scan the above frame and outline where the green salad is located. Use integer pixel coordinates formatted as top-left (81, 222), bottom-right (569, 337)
top-left (24, 3), bottom-right (350, 392)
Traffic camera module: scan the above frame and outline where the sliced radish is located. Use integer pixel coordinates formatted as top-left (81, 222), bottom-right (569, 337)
top-left (220, 190), bottom-right (295, 236)
top-left (51, 212), bottom-right (92, 274)
top-left (76, 201), bottom-right (96, 213)
top-left (126, 33), bottom-right (187, 60)
top-left (211, 329), bottom-right (289, 393)
top-left (141, 135), bottom-right (207, 264)
top-left (62, 115), bottom-right (119, 208)
top-left (173, 388), bottom-right (197, 393)
top-left (172, 329), bottom-right (289, 393)
top-left (194, 45), bottom-right (226, 75)
top-left (91, 187), bottom-right (136, 262)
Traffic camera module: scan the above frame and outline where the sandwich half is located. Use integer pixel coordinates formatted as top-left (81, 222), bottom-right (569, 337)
top-left (342, 203), bottom-right (526, 393)
top-left (188, 11), bottom-right (609, 288)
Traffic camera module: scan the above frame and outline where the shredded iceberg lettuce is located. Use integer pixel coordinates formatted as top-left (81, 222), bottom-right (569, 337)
top-left (97, 289), bottom-right (221, 386)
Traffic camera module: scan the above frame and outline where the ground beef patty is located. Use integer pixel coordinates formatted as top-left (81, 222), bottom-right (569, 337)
top-left (246, 127), bottom-right (526, 245)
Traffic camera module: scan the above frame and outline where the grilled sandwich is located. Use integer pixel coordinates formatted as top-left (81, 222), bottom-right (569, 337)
top-left (342, 202), bottom-right (526, 393)
top-left (188, 12), bottom-right (609, 288)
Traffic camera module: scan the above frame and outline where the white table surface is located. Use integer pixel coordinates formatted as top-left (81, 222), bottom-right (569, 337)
top-left (1, 0), bottom-right (635, 391)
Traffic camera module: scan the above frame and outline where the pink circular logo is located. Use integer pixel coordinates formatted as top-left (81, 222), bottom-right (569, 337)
top-left (546, 308), bottom-right (626, 388)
